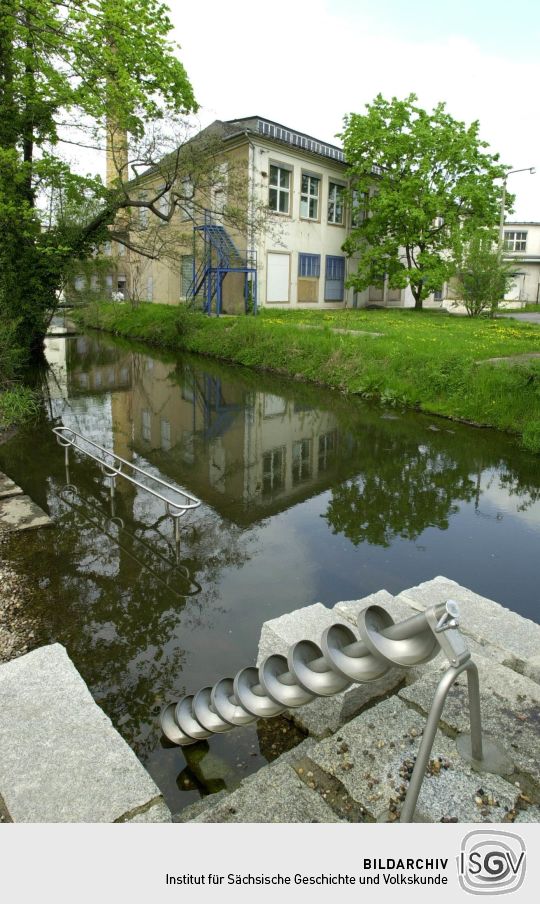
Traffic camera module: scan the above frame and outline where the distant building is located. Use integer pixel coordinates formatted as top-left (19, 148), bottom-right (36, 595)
top-left (71, 116), bottom-right (469, 311)
top-left (502, 222), bottom-right (540, 303)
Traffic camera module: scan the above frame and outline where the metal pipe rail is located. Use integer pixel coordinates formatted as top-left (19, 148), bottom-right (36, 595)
top-left (161, 599), bottom-right (490, 822)
top-left (53, 426), bottom-right (201, 539)
top-left (59, 483), bottom-right (202, 597)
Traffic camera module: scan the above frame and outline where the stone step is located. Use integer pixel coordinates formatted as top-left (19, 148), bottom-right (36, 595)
top-left (0, 494), bottom-right (52, 531)
top-left (0, 473), bottom-right (23, 500)
top-left (304, 696), bottom-right (524, 823)
top-left (186, 762), bottom-right (343, 823)
top-left (395, 576), bottom-right (540, 684)
top-left (0, 644), bottom-right (170, 822)
top-left (399, 652), bottom-right (540, 791)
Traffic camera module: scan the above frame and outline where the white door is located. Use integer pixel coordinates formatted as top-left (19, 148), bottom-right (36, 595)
top-left (267, 253), bottom-right (290, 302)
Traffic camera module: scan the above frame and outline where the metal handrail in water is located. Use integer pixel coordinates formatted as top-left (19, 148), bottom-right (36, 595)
top-left (53, 426), bottom-right (201, 538)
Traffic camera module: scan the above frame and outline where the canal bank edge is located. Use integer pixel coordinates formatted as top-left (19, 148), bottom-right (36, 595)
top-left (0, 577), bottom-right (538, 823)
top-left (73, 303), bottom-right (540, 452)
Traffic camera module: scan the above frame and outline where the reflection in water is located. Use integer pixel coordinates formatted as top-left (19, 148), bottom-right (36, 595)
top-left (1, 330), bottom-right (540, 815)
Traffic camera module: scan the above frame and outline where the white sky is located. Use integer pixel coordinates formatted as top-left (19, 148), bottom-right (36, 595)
top-left (69, 0), bottom-right (540, 221)
top-left (168, 0), bottom-right (540, 222)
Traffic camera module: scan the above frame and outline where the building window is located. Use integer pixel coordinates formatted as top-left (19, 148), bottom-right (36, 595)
top-left (299, 254), bottom-right (321, 278)
top-left (262, 446), bottom-right (286, 497)
top-left (160, 418), bottom-right (171, 452)
top-left (142, 409), bottom-right (151, 443)
top-left (180, 255), bottom-right (194, 298)
top-left (324, 256), bottom-right (345, 302)
top-left (117, 241), bottom-right (126, 257)
top-left (263, 394), bottom-right (287, 418)
top-left (139, 193), bottom-right (149, 229)
top-left (103, 241), bottom-right (112, 256)
top-left (352, 189), bottom-right (369, 226)
top-left (328, 182), bottom-right (345, 225)
top-left (300, 173), bottom-right (320, 220)
top-left (74, 275), bottom-right (85, 291)
top-left (298, 253), bottom-right (321, 303)
top-left (211, 163), bottom-right (228, 220)
top-left (156, 186), bottom-right (169, 221)
top-left (180, 177), bottom-right (194, 221)
top-left (318, 430), bottom-right (337, 472)
top-left (433, 288), bottom-right (443, 301)
top-left (292, 439), bottom-right (311, 485)
top-left (266, 252), bottom-right (290, 302)
top-left (269, 164), bottom-right (290, 214)
top-left (504, 231), bottom-right (527, 252)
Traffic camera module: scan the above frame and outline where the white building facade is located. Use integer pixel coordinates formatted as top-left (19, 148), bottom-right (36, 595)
top-left (503, 222), bottom-right (540, 303)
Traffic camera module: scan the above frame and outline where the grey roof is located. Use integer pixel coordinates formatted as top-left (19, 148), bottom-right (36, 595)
top-left (222, 116), bottom-right (346, 164)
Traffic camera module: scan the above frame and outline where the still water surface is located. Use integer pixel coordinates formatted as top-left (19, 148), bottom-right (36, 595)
top-left (1, 330), bottom-right (539, 813)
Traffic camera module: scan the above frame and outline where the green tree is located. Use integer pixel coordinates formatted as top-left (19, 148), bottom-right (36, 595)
top-left (340, 94), bottom-right (509, 309)
top-left (0, 0), bottom-right (196, 362)
top-left (452, 229), bottom-right (515, 317)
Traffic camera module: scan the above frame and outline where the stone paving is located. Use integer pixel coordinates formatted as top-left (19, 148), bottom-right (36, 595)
top-left (0, 578), bottom-right (537, 823)
top-left (0, 644), bottom-right (171, 822)
top-left (0, 471), bottom-right (52, 531)
top-left (181, 578), bottom-right (540, 824)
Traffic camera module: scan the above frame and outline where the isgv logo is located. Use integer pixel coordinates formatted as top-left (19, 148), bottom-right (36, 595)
top-left (458, 830), bottom-right (526, 895)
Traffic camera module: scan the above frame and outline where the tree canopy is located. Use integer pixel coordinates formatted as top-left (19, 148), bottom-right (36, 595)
top-left (340, 94), bottom-right (509, 309)
top-left (0, 0), bottom-right (197, 360)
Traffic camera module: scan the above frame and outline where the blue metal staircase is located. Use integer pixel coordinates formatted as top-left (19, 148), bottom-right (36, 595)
top-left (186, 211), bottom-right (258, 316)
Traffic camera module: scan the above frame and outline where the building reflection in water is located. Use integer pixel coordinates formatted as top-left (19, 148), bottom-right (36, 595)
top-left (14, 331), bottom-right (538, 814)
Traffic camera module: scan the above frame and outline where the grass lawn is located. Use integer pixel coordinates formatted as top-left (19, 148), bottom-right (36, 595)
top-left (75, 303), bottom-right (540, 452)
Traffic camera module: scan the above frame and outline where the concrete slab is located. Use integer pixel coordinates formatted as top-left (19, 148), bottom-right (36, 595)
top-left (306, 697), bottom-right (521, 823)
top-left (0, 473), bottom-right (23, 499)
top-left (0, 494), bottom-right (52, 531)
top-left (257, 601), bottom-right (405, 737)
top-left (395, 577), bottom-right (540, 678)
top-left (188, 762), bottom-right (343, 823)
top-left (122, 800), bottom-right (172, 823)
top-left (333, 589), bottom-right (410, 625)
top-left (399, 653), bottom-right (540, 788)
top-left (174, 791), bottom-right (228, 823)
top-left (0, 644), bottom-right (170, 822)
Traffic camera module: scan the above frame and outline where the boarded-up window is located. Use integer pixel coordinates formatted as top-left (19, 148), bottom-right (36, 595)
top-left (324, 256), bottom-right (345, 301)
top-left (267, 253), bottom-right (290, 302)
top-left (298, 253), bottom-right (320, 303)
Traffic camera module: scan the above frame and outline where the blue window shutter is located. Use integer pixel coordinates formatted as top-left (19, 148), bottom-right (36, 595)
top-left (325, 256), bottom-right (345, 301)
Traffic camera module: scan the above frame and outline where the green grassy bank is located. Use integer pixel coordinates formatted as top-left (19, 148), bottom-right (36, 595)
top-left (75, 303), bottom-right (540, 452)
top-left (0, 386), bottom-right (40, 432)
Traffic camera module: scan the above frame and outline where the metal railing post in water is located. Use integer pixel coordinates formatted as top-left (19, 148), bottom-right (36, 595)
top-left (53, 426), bottom-right (201, 537)
top-left (161, 599), bottom-right (511, 822)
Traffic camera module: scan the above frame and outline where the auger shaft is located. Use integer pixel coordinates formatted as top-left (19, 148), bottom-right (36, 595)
top-left (160, 598), bottom-right (490, 823)
top-left (161, 602), bottom-right (454, 746)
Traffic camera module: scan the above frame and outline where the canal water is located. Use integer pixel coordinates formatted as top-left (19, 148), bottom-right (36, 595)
top-left (1, 329), bottom-right (539, 814)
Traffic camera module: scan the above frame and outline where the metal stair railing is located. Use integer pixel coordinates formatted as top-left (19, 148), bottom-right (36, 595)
top-left (187, 211), bottom-right (258, 314)
top-left (53, 426), bottom-right (201, 541)
top-left (160, 599), bottom-right (510, 822)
